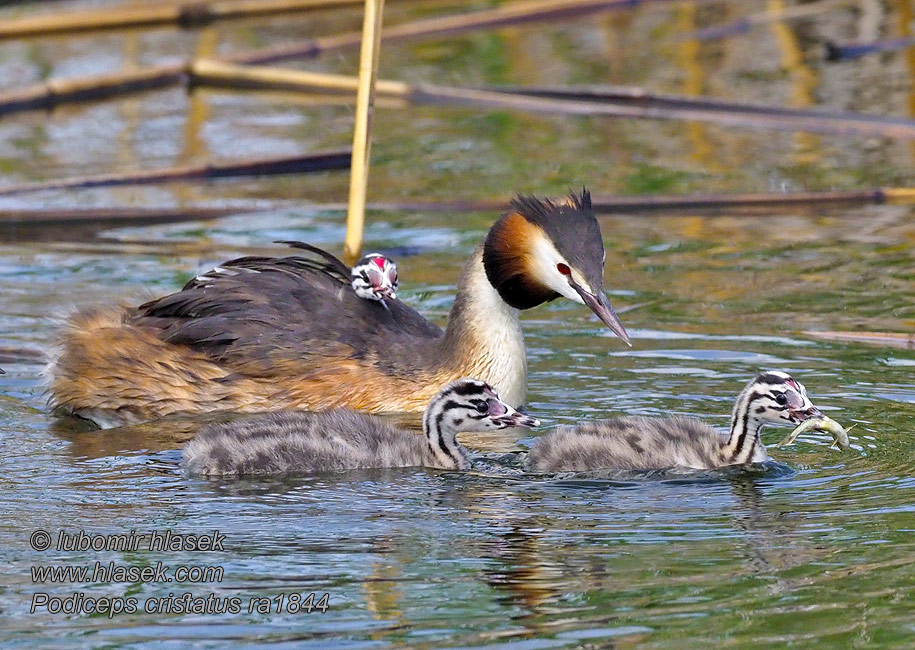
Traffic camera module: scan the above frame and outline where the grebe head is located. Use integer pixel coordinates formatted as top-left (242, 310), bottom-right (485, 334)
top-left (429, 379), bottom-right (541, 434)
top-left (741, 371), bottom-right (822, 426)
top-left (483, 188), bottom-right (630, 345)
top-left (351, 253), bottom-right (398, 301)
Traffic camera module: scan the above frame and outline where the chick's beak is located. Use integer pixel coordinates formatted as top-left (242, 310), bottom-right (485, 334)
top-left (489, 400), bottom-right (540, 428)
top-left (790, 405), bottom-right (822, 423)
top-left (503, 411), bottom-right (540, 428)
top-left (573, 284), bottom-right (631, 346)
top-left (373, 283), bottom-right (396, 300)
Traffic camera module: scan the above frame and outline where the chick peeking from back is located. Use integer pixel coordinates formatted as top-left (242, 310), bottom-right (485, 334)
top-left (351, 253), bottom-right (398, 303)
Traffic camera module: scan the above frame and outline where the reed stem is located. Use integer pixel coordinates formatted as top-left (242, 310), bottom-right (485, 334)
top-left (344, 0), bottom-right (385, 264)
top-left (0, 151), bottom-right (350, 196)
top-left (0, 0), bottom-right (365, 40)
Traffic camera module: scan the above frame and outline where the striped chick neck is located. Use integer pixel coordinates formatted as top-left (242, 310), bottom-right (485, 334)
top-left (422, 383), bottom-right (474, 470)
top-left (421, 379), bottom-right (540, 470)
top-left (723, 384), bottom-right (769, 465)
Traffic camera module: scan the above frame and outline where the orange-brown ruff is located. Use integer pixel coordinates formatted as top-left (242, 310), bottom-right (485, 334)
top-left (48, 190), bottom-right (630, 427)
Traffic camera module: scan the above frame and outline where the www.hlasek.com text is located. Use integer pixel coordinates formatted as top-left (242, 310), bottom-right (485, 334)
top-left (32, 560), bottom-right (224, 584)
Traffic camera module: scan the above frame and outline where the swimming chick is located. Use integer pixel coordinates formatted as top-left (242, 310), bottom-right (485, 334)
top-left (526, 371), bottom-right (829, 472)
top-left (184, 378), bottom-right (540, 476)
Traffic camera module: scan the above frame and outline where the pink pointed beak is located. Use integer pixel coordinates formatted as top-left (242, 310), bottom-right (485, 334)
top-left (487, 399), bottom-right (540, 428)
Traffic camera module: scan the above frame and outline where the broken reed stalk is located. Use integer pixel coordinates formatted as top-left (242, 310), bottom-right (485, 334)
top-left (349, 188), bottom-right (915, 213)
top-left (227, 0), bottom-right (673, 65)
top-left (344, 0), bottom-right (385, 265)
top-left (0, 0), bottom-right (683, 115)
top-left (678, 0), bottom-right (853, 42)
top-left (824, 36), bottom-right (915, 62)
top-left (0, 64), bottom-right (187, 115)
top-left (4, 187), bottom-right (915, 245)
top-left (191, 58), bottom-right (409, 95)
top-left (0, 206), bottom-right (255, 227)
top-left (0, 150), bottom-right (350, 196)
top-left (6, 187), bottom-right (912, 231)
top-left (189, 60), bottom-right (915, 140)
top-left (803, 331), bottom-right (915, 349)
top-left (0, 0), bottom-right (366, 40)
top-left (0, 346), bottom-right (46, 364)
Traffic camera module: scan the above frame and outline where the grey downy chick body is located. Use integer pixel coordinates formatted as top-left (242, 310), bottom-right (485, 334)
top-left (526, 371), bottom-right (821, 472)
top-left (184, 379), bottom-right (539, 476)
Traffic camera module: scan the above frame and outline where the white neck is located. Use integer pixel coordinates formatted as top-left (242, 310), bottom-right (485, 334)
top-left (441, 246), bottom-right (527, 407)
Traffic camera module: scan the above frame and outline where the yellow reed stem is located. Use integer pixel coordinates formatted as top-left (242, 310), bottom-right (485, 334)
top-left (344, 0), bottom-right (385, 265)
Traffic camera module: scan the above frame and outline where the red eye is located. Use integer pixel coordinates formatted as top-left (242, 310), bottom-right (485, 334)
top-left (557, 263), bottom-right (571, 275)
